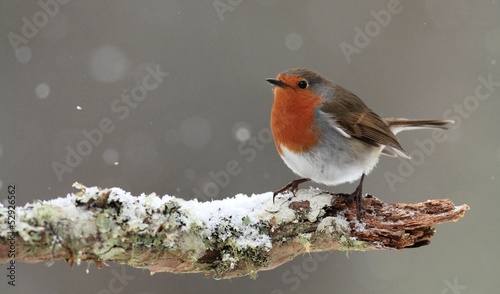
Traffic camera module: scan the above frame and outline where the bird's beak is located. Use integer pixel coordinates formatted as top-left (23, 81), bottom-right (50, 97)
top-left (266, 78), bottom-right (287, 88)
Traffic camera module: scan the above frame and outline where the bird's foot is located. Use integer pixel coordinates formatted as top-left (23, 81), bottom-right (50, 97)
top-left (273, 178), bottom-right (310, 203)
top-left (345, 174), bottom-right (365, 220)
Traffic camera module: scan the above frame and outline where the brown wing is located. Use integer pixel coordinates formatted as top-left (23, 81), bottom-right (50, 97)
top-left (321, 85), bottom-right (409, 157)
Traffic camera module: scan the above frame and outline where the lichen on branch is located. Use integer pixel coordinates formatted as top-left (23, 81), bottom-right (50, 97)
top-left (0, 183), bottom-right (469, 279)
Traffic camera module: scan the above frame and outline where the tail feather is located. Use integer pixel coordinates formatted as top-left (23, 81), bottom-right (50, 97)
top-left (384, 118), bottom-right (454, 134)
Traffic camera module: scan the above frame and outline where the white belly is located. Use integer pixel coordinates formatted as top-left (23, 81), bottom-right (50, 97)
top-left (279, 144), bottom-right (381, 186)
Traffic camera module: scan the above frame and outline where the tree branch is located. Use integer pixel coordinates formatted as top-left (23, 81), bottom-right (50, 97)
top-left (0, 183), bottom-right (469, 279)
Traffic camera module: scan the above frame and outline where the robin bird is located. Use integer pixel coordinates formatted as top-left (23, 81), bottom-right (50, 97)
top-left (267, 68), bottom-right (453, 219)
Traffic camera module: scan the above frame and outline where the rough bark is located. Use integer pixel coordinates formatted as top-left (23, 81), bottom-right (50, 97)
top-left (0, 183), bottom-right (469, 279)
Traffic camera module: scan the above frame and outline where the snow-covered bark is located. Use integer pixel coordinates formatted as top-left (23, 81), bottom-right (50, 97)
top-left (0, 183), bottom-right (468, 279)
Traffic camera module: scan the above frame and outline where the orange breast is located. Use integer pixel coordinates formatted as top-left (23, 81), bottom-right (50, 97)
top-left (271, 88), bottom-right (321, 154)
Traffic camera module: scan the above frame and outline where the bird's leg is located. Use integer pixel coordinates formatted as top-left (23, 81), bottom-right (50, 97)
top-left (345, 173), bottom-right (365, 220)
top-left (273, 178), bottom-right (311, 203)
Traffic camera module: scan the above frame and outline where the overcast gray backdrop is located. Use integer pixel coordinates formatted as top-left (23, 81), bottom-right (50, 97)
top-left (1, 1), bottom-right (499, 293)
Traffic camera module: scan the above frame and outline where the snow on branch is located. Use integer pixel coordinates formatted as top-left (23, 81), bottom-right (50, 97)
top-left (0, 183), bottom-right (469, 279)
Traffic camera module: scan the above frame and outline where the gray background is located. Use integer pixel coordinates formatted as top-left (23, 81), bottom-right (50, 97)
top-left (1, 0), bottom-right (499, 293)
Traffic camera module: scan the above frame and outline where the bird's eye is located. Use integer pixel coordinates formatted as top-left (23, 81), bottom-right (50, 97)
top-left (297, 80), bottom-right (308, 89)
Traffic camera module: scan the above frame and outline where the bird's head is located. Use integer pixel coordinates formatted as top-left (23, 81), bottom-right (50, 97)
top-left (266, 68), bottom-right (332, 104)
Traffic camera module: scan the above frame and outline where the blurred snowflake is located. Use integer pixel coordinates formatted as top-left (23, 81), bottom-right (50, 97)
top-left (35, 83), bottom-right (50, 99)
top-left (89, 45), bottom-right (129, 83)
top-left (179, 116), bottom-right (212, 149)
top-left (285, 33), bottom-right (303, 51)
top-left (103, 148), bottom-right (120, 166)
top-left (15, 46), bottom-right (32, 64)
top-left (232, 122), bottom-right (251, 142)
